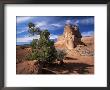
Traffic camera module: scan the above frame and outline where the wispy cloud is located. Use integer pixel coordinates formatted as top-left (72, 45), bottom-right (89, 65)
top-left (50, 34), bottom-right (58, 39)
top-left (74, 20), bottom-right (79, 25)
top-left (80, 17), bottom-right (94, 25)
top-left (81, 31), bottom-right (94, 36)
top-left (68, 17), bottom-right (94, 25)
top-left (16, 26), bottom-right (28, 34)
top-left (35, 21), bottom-right (47, 27)
top-left (17, 34), bottom-right (58, 43)
top-left (17, 29), bottom-right (26, 34)
top-left (66, 20), bottom-right (71, 24)
top-left (51, 23), bottom-right (62, 27)
top-left (35, 21), bottom-right (62, 30)
top-left (17, 35), bottom-right (40, 43)
top-left (16, 16), bottom-right (34, 24)
top-left (16, 16), bottom-right (94, 45)
top-left (16, 22), bottom-right (62, 35)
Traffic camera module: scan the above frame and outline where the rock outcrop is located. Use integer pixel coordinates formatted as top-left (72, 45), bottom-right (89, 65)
top-left (55, 23), bottom-right (86, 50)
top-left (64, 24), bottom-right (74, 49)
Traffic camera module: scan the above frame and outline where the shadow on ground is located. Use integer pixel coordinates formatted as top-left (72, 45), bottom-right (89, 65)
top-left (65, 57), bottom-right (78, 60)
top-left (41, 62), bottom-right (94, 74)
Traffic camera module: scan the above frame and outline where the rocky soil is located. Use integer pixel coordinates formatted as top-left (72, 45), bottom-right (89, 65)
top-left (16, 36), bottom-right (94, 74)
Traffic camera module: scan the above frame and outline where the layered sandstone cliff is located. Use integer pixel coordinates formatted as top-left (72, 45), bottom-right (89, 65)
top-left (55, 24), bottom-right (83, 50)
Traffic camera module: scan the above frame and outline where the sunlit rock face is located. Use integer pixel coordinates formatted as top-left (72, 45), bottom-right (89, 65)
top-left (55, 21), bottom-right (85, 50)
top-left (63, 24), bottom-right (74, 49)
top-left (55, 24), bottom-right (74, 49)
top-left (55, 24), bottom-right (77, 50)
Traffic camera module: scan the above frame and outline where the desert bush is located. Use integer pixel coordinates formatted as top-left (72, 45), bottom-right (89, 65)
top-left (25, 52), bottom-right (38, 60)
top-left (30, 39), bottom-right (38, 50)
top-left (28, 22), bottom-right (57, 73)
top-left (56, 49), bottom-right (67, 65)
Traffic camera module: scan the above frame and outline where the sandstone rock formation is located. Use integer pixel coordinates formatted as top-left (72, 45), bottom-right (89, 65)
top-left (55, 23), bottom-right (86, 50)
top-left (64, 24), bottom-right (74, 49)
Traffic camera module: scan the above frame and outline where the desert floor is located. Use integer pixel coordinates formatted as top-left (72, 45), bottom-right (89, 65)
top-left (16, 36), bottom-right (94, 74)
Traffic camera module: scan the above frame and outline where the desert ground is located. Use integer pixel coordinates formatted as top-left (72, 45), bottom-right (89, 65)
top-left (16, 36), bottom-right (94, 74)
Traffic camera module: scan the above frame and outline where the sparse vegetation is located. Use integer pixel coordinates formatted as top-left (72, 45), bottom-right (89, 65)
top-left (25, 52), bottom-right (38, 60)
top-left (56, 49), bottom-right (66, 65)
top-left (16, 20), bottom-right (94, 74)
top-left (28, 22), bottom-right (59, 73)
top-left (30, 39), bottom-right (38, 50)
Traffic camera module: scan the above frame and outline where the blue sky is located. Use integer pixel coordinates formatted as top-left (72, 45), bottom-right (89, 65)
top-left (16, 16), bottom-right (94, 45)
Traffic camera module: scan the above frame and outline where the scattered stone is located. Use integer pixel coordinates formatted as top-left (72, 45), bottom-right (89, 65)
top-left (75, 46), bottom-right (94, 56)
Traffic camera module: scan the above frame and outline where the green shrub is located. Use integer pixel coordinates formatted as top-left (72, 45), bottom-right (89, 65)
top-left (30, 39), bottom-right (38, 50)
top-left (25, 52), bottom-right (38, 60)
top-left (28, 23), bottom-right (57, 64)
top-left (56, 49), bottom-right (66, 61)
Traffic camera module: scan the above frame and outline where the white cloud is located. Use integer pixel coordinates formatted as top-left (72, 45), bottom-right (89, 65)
top-left (80, 18), bottom-right (94, 25)
top-left (51, 23), bottom-right (62, 27)
top-left (35, 21), bottom-right (62, 30)
top-left (81, 31), bottom-right (94, 36)
top-left (17, 29), bottom-right (27, 34)
top-left (68, 17), bottom-right (94, 25)
top-left (50, 34), bottom-right (58, 39)
top-left (17, 27), bottom-right (28, 34)
top-left (35, 21), bottom-right (47, 27)
top-left (66, 20), bottom-right (71, 24)
top-left (17, 34), bottom-right (58, 43)
top-left (34, 21), bottom-right (48, 30)
top-left (17, 21), bottom-right (62, 35)
top-left (74, 20), bottom-right (79, 25)
top-left (16, 16), bottom-right (34, 24)
top-left (17, 35), bottom-right (40, 43)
